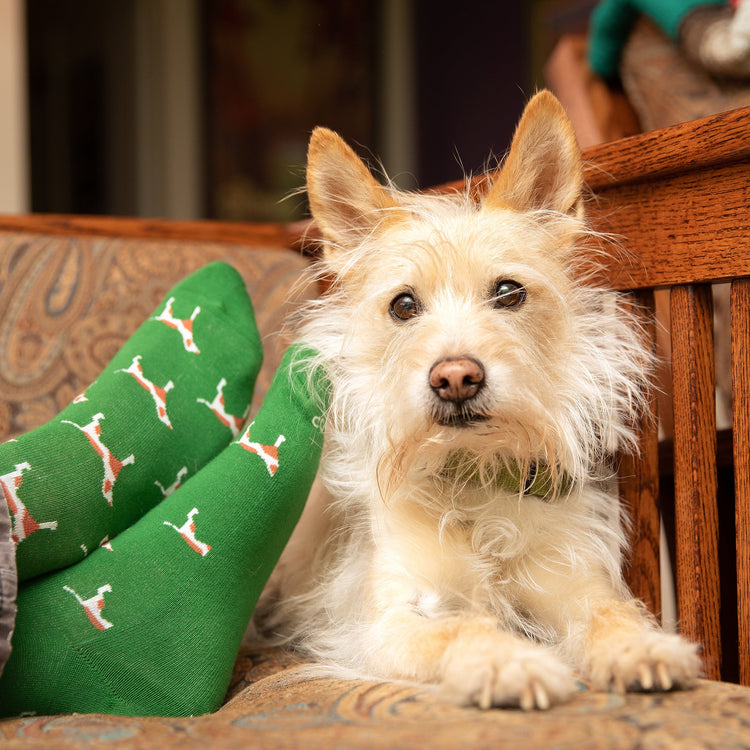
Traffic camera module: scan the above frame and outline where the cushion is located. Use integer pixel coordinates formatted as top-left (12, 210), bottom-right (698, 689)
top-left (0, 233), bottom-right (316, 440)
top-left (2, 645), bottom-right (750, 748)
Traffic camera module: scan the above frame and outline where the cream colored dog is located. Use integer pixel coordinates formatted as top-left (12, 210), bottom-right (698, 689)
top-left (254, 91), bottom-right (701, 710)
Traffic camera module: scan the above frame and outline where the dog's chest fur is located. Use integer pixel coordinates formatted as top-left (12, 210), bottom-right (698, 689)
top-left (320, 470), bottom-right (615, 633)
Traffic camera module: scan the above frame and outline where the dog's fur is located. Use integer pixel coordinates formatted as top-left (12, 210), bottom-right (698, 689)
top-left (254, 91), bottom-right (701, 710)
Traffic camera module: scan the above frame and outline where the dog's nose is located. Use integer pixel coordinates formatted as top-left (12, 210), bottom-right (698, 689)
top-left (429, 357), bottom-right (485, 403)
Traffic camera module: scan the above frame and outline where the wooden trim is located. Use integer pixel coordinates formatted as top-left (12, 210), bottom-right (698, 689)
top-left (731, 279), bottom-right (750, 686)
top-left (0, 213), bottom-right (318, 252)
top-left (618, 290), bottom-right (661, 618)
top-left (580, 106), bottom-right (750, 292)
top-left (670, 284), bottom-right (722, 680)
top-left (583, 160), bottom-right (750, 291)
top-left (583, 104), bottom-right (750, 191)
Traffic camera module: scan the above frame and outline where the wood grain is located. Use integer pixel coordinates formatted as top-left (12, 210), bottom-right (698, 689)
top-left (669, 284), bottom-right (722, 680)
top-left (618, 290), bottom-right (662, 617)
top-left (731, 279), bottom-right (750, 686)
top-left (579, 105), bottom-right (750, 294)
top-left (583, 104), bottom-right (750, 191)
top-left (585, 160), bottom-right (750, 291)
top-left (0, 213), bottom-right (317, 252)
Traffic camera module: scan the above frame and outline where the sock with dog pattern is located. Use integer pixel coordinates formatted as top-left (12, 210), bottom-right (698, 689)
top-left (1, 262), bottom-right (262, 582)
top-left (0, 345), bottom-right (327, 717)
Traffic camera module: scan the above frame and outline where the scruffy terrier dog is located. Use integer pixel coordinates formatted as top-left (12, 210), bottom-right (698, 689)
top-left (255, 91), bottom-right (701, 710)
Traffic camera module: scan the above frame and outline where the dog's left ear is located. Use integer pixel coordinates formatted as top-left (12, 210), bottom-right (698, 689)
top-left (483, 91), bottom-right (583, 216)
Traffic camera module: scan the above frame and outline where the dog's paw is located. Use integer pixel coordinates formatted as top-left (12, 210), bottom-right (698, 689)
top-left (438, 635), bottom-right (577, 710)
top-left (586, 630), bottom-right (701, 693)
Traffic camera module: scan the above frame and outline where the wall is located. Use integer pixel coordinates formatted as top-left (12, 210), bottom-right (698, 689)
top-left (0, 0), bottom-right (29, 213)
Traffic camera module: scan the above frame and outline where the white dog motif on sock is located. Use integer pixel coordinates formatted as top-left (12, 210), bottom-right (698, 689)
top-left (236, 423), bottom-right (285, 477)
top-left (163, 507), bottom-right (211, 556)
top-left (64, 584), bottom-right (114, 630)
top-left (62, 413), bottom-right (135, 505)
top-left (116, 355), bottom-right (174, 429)
top-left (197, 378), bottom-right (247, 438)
top-left (0, 462), bottom-right (58, 544)
top-left (152, 296), bottom-right (201, 354)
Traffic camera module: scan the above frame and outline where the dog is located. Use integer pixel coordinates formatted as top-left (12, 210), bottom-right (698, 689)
top-left (253, 90), bottom-right (701, 710)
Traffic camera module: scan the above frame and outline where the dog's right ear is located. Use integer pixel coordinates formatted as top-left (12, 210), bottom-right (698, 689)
top-left (307, 127), bottom-right (398, 252)
top-left (483, 90), bottom-right (583, 217)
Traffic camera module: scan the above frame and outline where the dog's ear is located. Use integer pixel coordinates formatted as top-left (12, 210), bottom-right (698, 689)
top-left (483, 91), bottom-right (583, 216)
top-left (307, 127), bottom-right (398, 249)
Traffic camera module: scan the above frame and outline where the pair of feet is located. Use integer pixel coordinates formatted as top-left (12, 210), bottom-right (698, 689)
top-left (0, 262), bottom-right (328, 717)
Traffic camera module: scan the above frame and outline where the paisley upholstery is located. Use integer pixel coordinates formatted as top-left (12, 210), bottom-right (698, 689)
top-left (0, 233), bottom-right (315, 440)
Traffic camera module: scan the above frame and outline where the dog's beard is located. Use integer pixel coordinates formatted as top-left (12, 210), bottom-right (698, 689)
top-left (430, 403), bottom-right (491, 429)
top-left (428, 390), bottom-right (494, 429)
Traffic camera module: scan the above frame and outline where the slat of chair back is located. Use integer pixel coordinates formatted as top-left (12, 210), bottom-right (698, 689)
top-left (618, 290), bottom-right (661, 616)
top-left (731, 279), bottom-right (750, 685)
top-left (669, 284), bottom-right (722, 681)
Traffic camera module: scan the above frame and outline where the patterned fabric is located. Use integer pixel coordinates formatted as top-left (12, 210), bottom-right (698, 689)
top-left (0, 233), bottom-right (315, 441)
top-left (2, 646), bottom-right (750, 747)
top-left (0, 233), bottom-right (316, 680)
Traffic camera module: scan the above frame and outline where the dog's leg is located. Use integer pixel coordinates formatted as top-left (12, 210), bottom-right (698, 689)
top-left (363, 575), bottom-right (577, 710)
top-left (518, 561), bottom-right (702, 693)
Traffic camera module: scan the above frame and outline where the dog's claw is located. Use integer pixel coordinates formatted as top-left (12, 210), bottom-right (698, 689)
top-left (533, 681), bottom-right (551, 710)
top-left (637, 663), bottom-right (654, 690)
top-left (612, 673), bottom-right (626, 694)
top-left (479, 673), bottom-right (493, 710)
top-left (519, 681), bottom-right (551, 711)
top-left (519, 686), bottom-right (533, 711)
top-left (656, 662), bottom-right (673, 691)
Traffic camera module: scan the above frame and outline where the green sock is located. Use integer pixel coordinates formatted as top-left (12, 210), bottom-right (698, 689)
top-left (1, 262), bottom-right (261, 581)
top-left (0, 345), bottom-right (328, 717)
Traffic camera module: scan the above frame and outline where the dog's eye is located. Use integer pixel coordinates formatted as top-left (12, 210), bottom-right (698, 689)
top-left (390, 292), bottom-right (421, 321)
top-left (492, 280), bottom-right (526, 309)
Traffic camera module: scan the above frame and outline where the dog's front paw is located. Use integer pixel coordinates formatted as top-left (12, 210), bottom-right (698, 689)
top-left (438, 635), bottom-right (577, 710)
top-left (586, 630), bottom-right (701, 693)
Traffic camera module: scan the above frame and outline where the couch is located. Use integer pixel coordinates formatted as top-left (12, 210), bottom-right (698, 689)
top-left (3, 118), bottom-right (750, 748)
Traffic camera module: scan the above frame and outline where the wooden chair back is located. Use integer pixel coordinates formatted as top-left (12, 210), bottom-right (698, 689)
top-left (583, 105), bottom-right (750, 685)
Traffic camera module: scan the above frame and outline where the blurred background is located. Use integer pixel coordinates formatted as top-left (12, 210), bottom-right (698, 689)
top-left (0, 0), bottom-right (596, 222)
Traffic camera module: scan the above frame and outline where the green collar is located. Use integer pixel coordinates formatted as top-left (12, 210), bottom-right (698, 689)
top-left (442, 455), bottom-right (571, 500)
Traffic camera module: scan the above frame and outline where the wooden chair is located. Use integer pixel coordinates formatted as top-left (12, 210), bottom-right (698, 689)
top-left (583, 104), bottom-right (750, 685)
